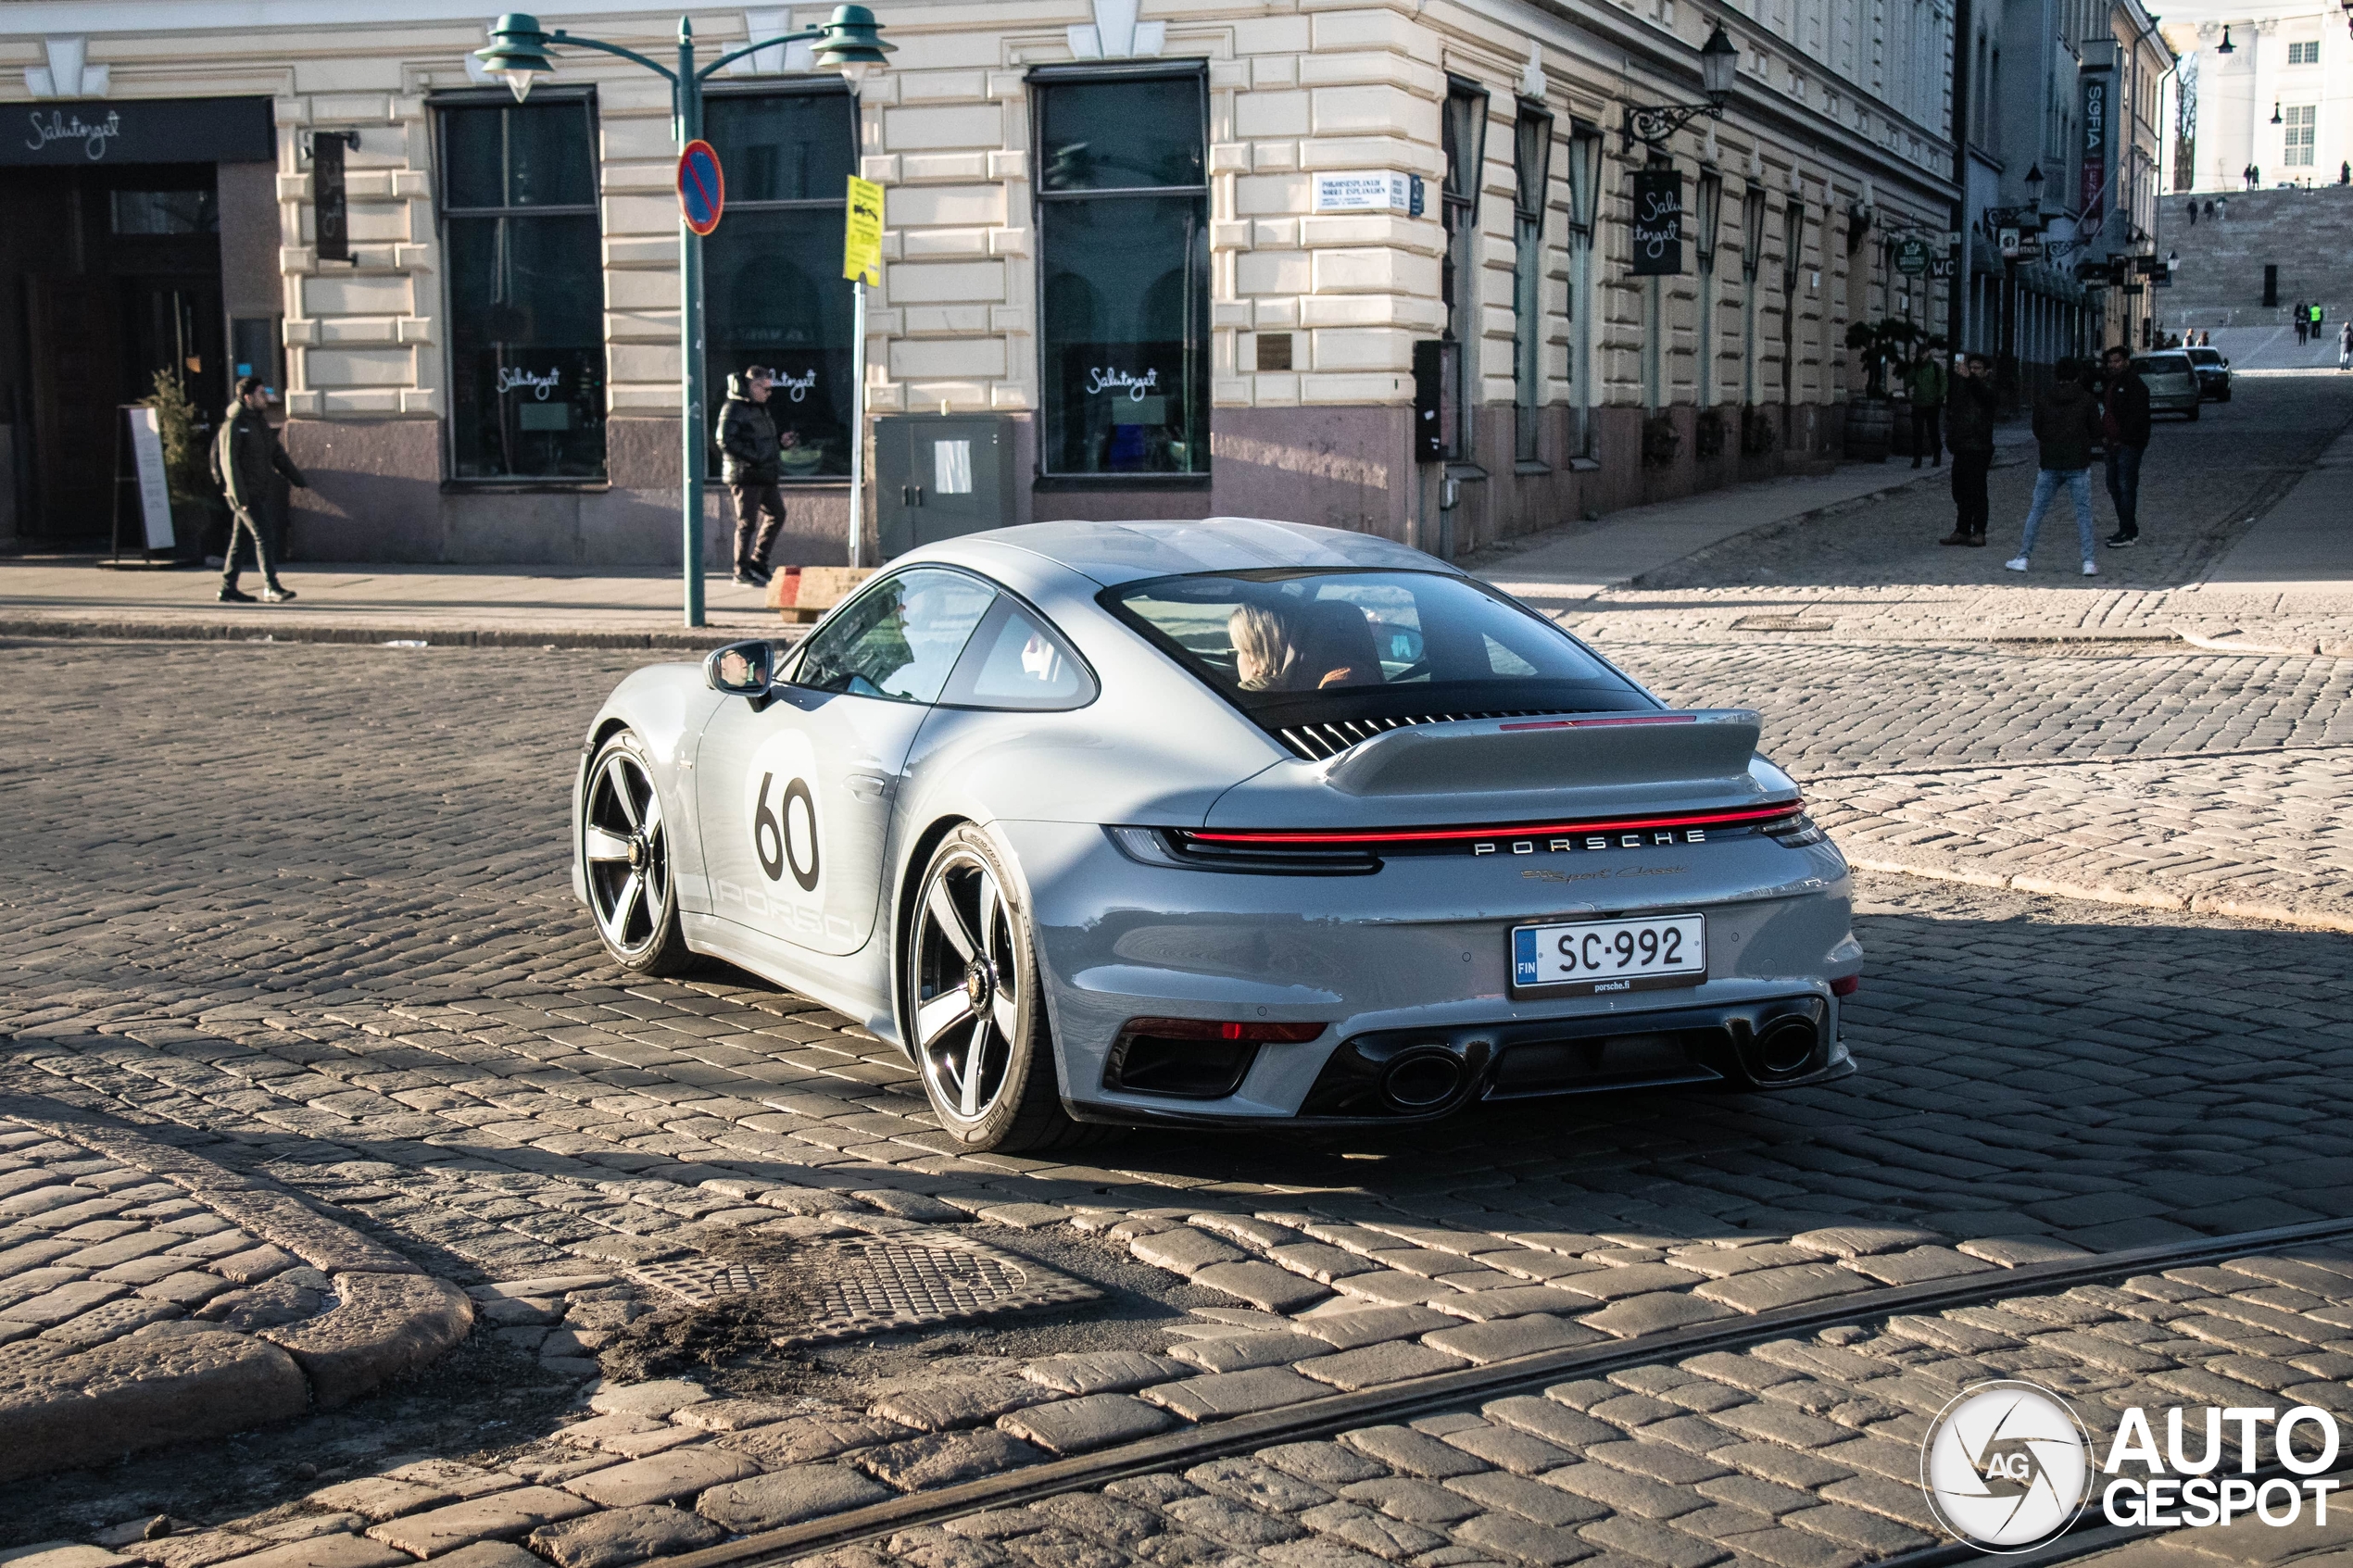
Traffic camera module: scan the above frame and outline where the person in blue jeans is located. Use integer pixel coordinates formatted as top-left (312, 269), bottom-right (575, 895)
top-left (2007, 358), bottom-right (2105, 577)
top-left (2098, 345), bottom-right (2150, 546)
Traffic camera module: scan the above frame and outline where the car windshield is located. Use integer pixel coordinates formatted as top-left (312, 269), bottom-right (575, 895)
top-left (1103, 568), bottom-right (1651, 727)
top-left (2187, 348), bottom-right (2222, 365)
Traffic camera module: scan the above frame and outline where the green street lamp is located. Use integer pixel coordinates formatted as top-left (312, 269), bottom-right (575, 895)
top-left (477, 8), bottom-right (894, 628)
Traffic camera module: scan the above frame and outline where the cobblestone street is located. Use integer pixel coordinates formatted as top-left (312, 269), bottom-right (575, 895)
top-left (5, 372), bottom-right (2353, 1568)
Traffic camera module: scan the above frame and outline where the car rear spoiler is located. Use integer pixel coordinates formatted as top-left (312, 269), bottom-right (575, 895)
top-left (1316, 709), bottom-right (1764, 797)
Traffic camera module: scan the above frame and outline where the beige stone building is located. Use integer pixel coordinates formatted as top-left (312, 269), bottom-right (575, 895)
top-left (0, 0), bottom-right (1957, 566)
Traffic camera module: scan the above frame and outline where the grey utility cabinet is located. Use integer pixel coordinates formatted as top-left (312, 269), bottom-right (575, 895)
top-left (875, 414), bottom-right (1017, 561)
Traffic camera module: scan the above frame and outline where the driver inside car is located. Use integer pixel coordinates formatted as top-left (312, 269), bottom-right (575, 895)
top-left (1229, 600), bottom-right (1382, 692)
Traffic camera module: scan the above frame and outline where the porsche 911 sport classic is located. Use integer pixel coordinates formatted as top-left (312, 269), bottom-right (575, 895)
top-left (572, 519), bottom-right (1861, 1151)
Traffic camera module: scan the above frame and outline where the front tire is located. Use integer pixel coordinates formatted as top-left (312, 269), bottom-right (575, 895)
top-left (581, 729), bottom-right (693, 975)
top-left (903, 826), bottom-right (1097, 1153)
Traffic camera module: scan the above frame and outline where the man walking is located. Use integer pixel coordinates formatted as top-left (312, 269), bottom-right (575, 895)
top-left (2006, 358), bottom-right (2104, 577)
top-left (1939, 352), bottom-right (1998, 546)
top-left (2295, 303), bottom-right (2309, 346)
top-left (716, 366), bottom-right (787, 587)
top-left (2099, 345), bottom-right (2150, 548)
top-left (212, 375), bottom-right (309, 604)
top-left (1906, 344), bottom-right (1946, 469)
top-left (2338, 319), bottom-right (2351, 370)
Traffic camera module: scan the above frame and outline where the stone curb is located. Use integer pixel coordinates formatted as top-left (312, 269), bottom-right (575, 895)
top-left (0, 1110), bottom-right (477, 1478)
top-left (2177, 628), bottom-right (2353, 658)
top-left (1846, 850), bottom-right (2353, 934)
top-left (0, 615), bottom-right (777, 652)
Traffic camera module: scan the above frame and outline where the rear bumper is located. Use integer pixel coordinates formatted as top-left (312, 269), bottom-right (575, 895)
top-left (996, 818), bottom-right (1860, 1126)
top-left (1065, 992), bottom-right (1854, 1129)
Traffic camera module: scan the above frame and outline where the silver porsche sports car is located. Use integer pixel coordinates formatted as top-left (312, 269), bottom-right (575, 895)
top-left (572, 519), bottom-right (1860, 1152)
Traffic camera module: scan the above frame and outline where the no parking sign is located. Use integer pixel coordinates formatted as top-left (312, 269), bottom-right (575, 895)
top-left (678, 139), bottom-right (724, 236)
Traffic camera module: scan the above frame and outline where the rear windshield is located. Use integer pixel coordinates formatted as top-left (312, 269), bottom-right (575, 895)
top-left (2187, 348), bottom-right (2221, 365)
top-left (2133, 356), bottom-right (2191, 374)
top-left (1102, 568), bottom-right (1652, 728)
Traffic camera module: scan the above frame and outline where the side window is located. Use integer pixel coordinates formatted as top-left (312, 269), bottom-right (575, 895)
top-left (942, 599), bottom-right (1099, 711)
top-left (792, 568), bottom-right (995, 703)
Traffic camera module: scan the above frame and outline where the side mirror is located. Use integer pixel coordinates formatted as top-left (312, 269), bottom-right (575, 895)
top-left (704, 640), bottom-right (774, 704)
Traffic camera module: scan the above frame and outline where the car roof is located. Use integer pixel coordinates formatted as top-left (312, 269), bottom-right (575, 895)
top-left (966, 518), bottom-right (1446, 587)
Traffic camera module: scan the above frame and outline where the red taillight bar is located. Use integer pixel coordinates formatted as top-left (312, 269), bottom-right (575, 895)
top-left (1182, 799), bottom-right (1804, 848)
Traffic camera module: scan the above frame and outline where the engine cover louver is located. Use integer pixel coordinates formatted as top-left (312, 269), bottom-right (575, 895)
top-left (1276, 710), bottom-right (1577, 762)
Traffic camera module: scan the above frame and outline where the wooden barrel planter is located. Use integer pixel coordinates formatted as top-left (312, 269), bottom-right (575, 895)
top-left (1843, 398), bottom-right (1893, 462)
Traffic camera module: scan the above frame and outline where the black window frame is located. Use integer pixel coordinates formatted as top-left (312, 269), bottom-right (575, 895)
top-left (1028, 60), bottom-right (1213, 489)
top-left (1440, 77), bottom-right (1491, 465)
top-left (1510, 101), bottom-right (1553, 467)
top-left (700, 80), bottom-right (861, 483)
top-left (431, 86), bottom-right (608, 487)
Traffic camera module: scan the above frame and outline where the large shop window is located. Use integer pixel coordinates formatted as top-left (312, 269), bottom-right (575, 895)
top-left (704, 87), bottom-right (858, 479)
top-left (440, 94), bottom-right (606, 481)
top-left (1035, 69), bottom-right (1208, 479)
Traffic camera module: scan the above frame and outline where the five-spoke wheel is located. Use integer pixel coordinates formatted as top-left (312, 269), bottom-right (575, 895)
top-left (581, 731), bottom-right (690, 973)
top-left (905, 826), bottom-right (1094, 1151)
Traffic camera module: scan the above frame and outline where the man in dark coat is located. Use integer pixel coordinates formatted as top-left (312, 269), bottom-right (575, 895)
top-left (2098, 345), bottom-right (2151, 547)
top-left (212, 375), bottom-right (309, 604)
top-left (1938, 352), bottom-right (1998, 546)
top-left (2005, 358), bottom-right (2105, 576)
top-left (716, 367), bottom-right (787, 587)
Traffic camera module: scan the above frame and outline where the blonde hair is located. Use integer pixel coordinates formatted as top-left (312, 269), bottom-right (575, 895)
top-left (1229, 604), bottom-right (1303, 691)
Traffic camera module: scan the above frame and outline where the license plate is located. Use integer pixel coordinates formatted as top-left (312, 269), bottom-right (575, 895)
top-left (1513, 914), bottom-right (1706, 995)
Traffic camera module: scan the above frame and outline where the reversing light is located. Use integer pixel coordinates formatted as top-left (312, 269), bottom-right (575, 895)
top-left (1759, 809), bottom-right (1827, 847)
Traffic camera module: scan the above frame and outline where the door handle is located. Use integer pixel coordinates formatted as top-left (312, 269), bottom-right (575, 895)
top-left (845, 771), bottom-right (888, 801)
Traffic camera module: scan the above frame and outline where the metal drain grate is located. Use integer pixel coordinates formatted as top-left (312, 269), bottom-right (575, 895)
top-left (784, 1232), bottom-right (1098, 1345)
top-left (631, 1258), bottom-right (766, 1302)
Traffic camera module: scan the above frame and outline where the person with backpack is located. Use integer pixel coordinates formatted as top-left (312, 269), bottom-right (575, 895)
top-left (2005, 358), bottom-right (2105, 577)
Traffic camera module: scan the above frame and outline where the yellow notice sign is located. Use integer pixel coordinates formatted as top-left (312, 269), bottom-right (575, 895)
top-left (844, 175), bottom-right (884, 285)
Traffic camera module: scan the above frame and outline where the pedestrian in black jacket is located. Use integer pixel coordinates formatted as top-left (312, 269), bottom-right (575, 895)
top-left (210, 375), bottom-right (310, 604)
top-left (1939, 352), bottom-right (1998, 546)
top-left (2005, 359), bottom-right (2105, 577)
top-left (2098, 345), bottom-right (2152, 547)
top-left (716, 367), bottom-right (788, 586)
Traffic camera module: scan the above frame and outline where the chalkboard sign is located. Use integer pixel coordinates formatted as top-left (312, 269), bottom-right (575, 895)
top-left (1630, 169), bottom-right (1684, 277)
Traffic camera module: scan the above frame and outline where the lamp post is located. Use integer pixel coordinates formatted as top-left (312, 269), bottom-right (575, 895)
top-left (1624, 20), bottom-right (1741, 147)
top-left (478, 8), bottom-right (892, 630)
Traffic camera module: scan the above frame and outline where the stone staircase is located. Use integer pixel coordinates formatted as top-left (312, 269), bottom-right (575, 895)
top-left (2156, 183), bottom-right (2353, 329)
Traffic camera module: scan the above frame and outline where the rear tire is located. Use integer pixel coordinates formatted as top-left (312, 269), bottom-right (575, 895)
top-left (581, 729), bottom-right (694, 976)
top-left (2185, 404), bottom-right (2200, 421)
top-left (903, 825), bottom-right (1103, 1153)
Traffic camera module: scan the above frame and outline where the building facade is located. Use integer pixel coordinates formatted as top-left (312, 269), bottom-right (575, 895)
top-left (2160, 2), bottom-right (2353, 195)
top-left (1949, 0), bottom-right (2171, 389)
top-left (0, 0), bottom-right (1957, 566)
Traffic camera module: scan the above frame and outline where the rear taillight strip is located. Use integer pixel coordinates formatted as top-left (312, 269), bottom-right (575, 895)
top-left (1183, 799), bottom-right (1804, 848)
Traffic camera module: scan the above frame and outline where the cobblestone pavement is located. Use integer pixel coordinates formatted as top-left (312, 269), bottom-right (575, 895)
top-left (6, 634), bottom-right (2353, 1561)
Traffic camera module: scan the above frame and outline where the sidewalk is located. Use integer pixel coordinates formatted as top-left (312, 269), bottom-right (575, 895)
top-left (0, 561), bottom-right (791, 650)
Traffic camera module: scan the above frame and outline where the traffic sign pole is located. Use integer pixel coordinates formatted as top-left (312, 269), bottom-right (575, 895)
top-left (842, 176), bottom-right (884, 571)
top-left (677, 27), bottom-right (706, 628)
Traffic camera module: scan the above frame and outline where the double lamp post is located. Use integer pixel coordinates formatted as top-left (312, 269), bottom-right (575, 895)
top-left (476, 8), bottom-right (893, 628)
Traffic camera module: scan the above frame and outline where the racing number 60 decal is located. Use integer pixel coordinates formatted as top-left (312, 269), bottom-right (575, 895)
top-left (753, 772), bottom-right (821, 892)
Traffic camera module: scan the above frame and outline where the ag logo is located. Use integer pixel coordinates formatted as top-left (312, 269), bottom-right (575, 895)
top-left (1921, 1381), bottom-right (2092, 1552)
top-left (743, 733), bottom-right (822, 898)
